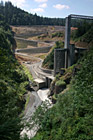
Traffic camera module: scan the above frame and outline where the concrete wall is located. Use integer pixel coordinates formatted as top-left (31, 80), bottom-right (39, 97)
top-left (17, 46), bottom-right (52, 54)
top-left (54, 46), bottom-right (87, 76)
top-left (54, 48), bottom-right (65, 76)
top-left (15, 38), bottom-right (38, 47)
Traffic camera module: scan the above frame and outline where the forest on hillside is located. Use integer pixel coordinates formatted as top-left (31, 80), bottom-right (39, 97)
top-left (0, 1), bottom-right (93, 140)
top-left (0, 14), bottom-right (29, 140)
top-left (0, 1), bottom-right (65, 26)
top-left (0, 1), bottom-right (89, 27)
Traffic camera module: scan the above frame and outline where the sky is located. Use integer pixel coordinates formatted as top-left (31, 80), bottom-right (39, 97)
top-left (2, 0), bottom-right (93, 18)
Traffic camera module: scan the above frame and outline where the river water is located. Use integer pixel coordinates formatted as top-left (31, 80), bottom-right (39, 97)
top-left (21, 88), bottom-right (50, 138)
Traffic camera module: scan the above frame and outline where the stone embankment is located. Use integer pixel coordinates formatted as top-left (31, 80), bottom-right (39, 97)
top-left (16, 46), bottom-right (52, 54)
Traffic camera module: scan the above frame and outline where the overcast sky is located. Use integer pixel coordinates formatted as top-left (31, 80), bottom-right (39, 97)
top-left (2, 0), bottom-right (93, 18)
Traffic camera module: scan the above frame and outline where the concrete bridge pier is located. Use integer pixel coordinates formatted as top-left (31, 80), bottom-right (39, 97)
top-left (64, 16), bottom-right (71, 68)
top-left (54, 48), bottom-right (66, 76)
top-left (54, 45), bottom-right (75, 76)
top-left (68, 44), bottom-right (75, 67)
top-left (46, 76), bottom-right (54, 88)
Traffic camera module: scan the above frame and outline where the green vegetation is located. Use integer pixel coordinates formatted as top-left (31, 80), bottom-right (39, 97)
top-left (72, 21), bottom-right (93, 45)
top-left (43, 21), bottom-right (93, 70)
top-left (0, 1), bottom-right (88, 27)
top-left (22, 65), bottom-right (33, 82)
top-left (52, 94), bottom-right (58, 100)
top-left (16, 38), bottom-right (37, 49)
top-left (0, 14), bottom-right (29, 140)
top-left (0, 14), bottom-right (16, 50)
top-left (60, 64), bottom-right (77, 81)
top-left (25, 94), bottom-right (30, 109)
top-left (0, 2), bottom-right (93, 140)
top-left (35, 54), bottom-right (47, 60)
top-left (38, 31), bottom-right (64, 41)
top-left (79, 27), bottom-right (93, 44)
top-left (0, 1), bottom-right (65, 26)
top-left (16, 39), bottom-right (28, 49)
top-left (56, 80), bottom-right (66, 86)
top-left (51, 32), bottom-right (64, 38)
top-left (42, 41), bottom-right (64, 69)
top-left (50, 64), bottom-right (79, 96)
top-left (29, 46), bottom-right (93, 140)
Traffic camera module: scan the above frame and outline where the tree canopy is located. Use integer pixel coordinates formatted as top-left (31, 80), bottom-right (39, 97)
top-left (0, 13), bottom-right (28, 140)
top-left (0, 1), bottom-right (65, 26)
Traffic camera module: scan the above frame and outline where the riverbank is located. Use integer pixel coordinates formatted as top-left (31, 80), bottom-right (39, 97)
top-left (21, 88), bottom-right (51, 138)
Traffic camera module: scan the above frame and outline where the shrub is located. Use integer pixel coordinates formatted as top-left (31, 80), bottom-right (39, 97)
top-left (42, 41), bottom-right (64, 69)
top-left (56, 80), bottom-right (66, 86)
